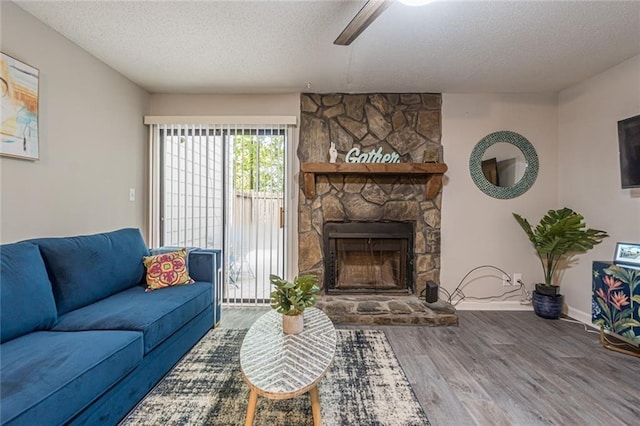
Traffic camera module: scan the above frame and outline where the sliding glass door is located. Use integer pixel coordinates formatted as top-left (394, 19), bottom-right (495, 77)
top-left (225, 126), bottom-right (286, 303)
top-left (153, 122), bottom-right (287, 305)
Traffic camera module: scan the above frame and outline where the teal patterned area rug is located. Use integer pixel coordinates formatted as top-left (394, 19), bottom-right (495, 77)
top-left (121, 329), bottom-right (430, 426)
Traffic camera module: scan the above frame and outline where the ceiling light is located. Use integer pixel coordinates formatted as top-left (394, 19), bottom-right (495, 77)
top-left (398, 0), bottom-right (434, 6)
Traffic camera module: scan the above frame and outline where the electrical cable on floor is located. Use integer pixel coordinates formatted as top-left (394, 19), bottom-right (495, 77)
top-left (557, 310), bottom-right (636, 349)
top-left (461, 287), bottom-right (522, 301)
top-left (446, 265), bottom-right (532, 306)
top-left (560, 316), bottom-right (637, 348)
top-left (559, 317), bottom-right (600, 335)
top-left (438, 286), bottom-right (452, 300)
top-left (516, 279), bottom-right (532, 303)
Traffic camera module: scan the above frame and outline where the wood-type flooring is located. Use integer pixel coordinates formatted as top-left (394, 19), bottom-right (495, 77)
top-left (220, 307), bottom-right (640, 426)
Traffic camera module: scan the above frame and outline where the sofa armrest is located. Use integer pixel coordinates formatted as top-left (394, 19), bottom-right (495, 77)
top-left (190, 249), bottom-right (223, 326)
top-left (150, 247), bottom-right (223, 325)
top-left (188, 250), bottom-right (215, 283)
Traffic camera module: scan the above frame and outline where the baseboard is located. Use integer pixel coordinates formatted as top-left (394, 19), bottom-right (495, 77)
top-left (454, 301), bottom-right (533, 311)
top-left (566, 305), bottom-right (598, 329)
top-left (454, 302), bottom-right (600, 329)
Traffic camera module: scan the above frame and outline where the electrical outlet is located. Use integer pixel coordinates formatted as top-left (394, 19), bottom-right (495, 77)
top-left (502, 274), bottom-right (511, 287)
top-left (513, 273), bottom-right (522, 286)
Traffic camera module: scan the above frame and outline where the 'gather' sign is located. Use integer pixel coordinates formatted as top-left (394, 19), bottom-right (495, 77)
top-left (345, 147), bottom-right (400, 164)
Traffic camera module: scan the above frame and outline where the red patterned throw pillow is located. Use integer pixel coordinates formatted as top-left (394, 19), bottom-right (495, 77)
top-left (142, 248), bottom-right (194, 292)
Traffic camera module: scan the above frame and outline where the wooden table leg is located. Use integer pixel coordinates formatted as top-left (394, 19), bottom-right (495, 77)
top-left (310, 386), bottom-right (321, 426)
top-left (245, 388), bottom-right (258, 426)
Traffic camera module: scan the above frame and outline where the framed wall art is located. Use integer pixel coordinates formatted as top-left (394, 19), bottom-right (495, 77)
top-left (614, 242), bottom-right (640, 268)
top-left (1, 52), bottom-right (39, 160)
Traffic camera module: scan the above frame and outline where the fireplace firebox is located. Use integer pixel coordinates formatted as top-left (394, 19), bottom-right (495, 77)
top-left (323, 222), bottom-right (414, 294)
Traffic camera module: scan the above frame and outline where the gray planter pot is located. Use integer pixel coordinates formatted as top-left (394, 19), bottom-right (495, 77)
top-left (532, 290), bottom-right (564, 319)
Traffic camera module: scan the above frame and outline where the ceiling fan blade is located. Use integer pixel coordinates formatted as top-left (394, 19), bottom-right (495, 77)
top-left (334, 0), bottom-right (393, 46)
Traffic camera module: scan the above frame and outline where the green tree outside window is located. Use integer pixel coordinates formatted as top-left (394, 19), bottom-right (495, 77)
top-left (232, 134), bottom-right (284, 194)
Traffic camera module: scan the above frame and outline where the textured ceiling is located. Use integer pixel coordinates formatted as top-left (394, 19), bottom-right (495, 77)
top-left (12, 0), bottom-right (640, 94)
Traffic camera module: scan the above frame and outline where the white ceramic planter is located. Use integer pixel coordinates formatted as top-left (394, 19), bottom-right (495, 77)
top-left (282, 313), bottom-right (304, 334)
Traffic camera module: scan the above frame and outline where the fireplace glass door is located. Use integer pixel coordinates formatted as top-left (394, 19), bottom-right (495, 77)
top-left (324, 222), bottom-right (414, 295)
top-left (335, 238), bottom-right (407, 291)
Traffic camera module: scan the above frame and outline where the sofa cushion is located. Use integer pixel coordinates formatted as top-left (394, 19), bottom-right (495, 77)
top-left (0, 242), bottom-right (57, 343)
top-left (29, 228), bottom-right (150, 315)
top-left (143, 248), bottom-right (194, 291)
top-left (52, 282), bottom-right (212, 354)
top-left (0, 330), bottom-right (143, 426)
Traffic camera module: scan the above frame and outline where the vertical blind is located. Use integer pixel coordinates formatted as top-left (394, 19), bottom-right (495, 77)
top-left (145, 116), bottom-right (295, 246)
top-left (165, 124), bottom-right (223, 249)
top-left (144, 116), bottom-right (296, 305)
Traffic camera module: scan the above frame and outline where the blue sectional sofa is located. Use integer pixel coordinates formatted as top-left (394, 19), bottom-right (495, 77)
top-left (0, 228), bottom-right (220, 426)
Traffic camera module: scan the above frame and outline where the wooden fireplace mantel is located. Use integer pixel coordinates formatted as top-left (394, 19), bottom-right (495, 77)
top-left (300, 162), bottom-right (448, 199)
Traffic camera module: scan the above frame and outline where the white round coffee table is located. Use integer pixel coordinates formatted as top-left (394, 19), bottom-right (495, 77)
top-left (240, 307), bottom-right (336, 426)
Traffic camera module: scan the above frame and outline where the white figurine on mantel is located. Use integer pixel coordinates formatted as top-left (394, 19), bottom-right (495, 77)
top-left (329, 142), bottom-right (338, 163)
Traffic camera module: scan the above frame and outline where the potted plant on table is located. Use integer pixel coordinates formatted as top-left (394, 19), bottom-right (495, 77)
top-left (269, 273), bottom-right (320, 334)
top-left (513, 207), bottom-right (608, 319)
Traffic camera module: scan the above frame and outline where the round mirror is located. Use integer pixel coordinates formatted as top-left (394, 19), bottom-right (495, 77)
top-left (469, 131), bottom-right (538, 199)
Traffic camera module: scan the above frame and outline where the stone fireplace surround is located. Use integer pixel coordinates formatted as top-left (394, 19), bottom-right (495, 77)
top-left (298, 93), bottom-right (457, 325)
top-left (298, 93), bottom-right (458, 325)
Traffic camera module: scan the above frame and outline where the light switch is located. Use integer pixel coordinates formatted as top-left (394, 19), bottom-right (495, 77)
top-left (129, 188), bottom-right (135, 201)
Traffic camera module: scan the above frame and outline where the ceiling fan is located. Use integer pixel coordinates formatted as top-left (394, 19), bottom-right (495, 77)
top-left (334, 0), bottom-right (392, 46)
top-left (334, 0), bottom-right (432, 46)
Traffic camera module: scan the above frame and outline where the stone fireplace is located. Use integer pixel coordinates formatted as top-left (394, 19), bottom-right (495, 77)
top-left (298, 93), bottom-right (443, 301)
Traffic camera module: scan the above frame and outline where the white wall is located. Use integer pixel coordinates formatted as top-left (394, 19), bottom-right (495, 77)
top-left (0, 2), bottom-right (150, 243)
top-left (558, 55), bottom-right (640, 321)
top-left (441, 94), bottom-right (558, 309)
top-left (149, 93), bottom-right (301, 279)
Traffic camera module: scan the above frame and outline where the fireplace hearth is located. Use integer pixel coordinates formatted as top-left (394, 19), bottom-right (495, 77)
top-left (324, 222), bottom-right (414, 295)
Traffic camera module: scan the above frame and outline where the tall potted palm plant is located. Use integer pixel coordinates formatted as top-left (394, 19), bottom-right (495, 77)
top-left (513, 207), bottom-right (608, 319)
